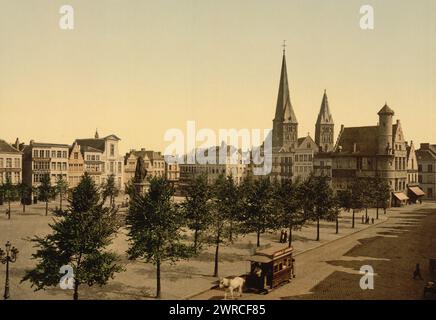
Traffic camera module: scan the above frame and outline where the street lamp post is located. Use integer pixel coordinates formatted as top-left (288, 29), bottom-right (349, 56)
top-left (0, 241), bottom-right (19, 300)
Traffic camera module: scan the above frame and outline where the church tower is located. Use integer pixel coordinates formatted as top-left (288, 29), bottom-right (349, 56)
top-left (272, 45), bottom-right (298, 150)
top-left (315, 90), bottom-right (334, 152)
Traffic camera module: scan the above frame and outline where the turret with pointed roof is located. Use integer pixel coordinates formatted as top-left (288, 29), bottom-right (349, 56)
top-left (272, 47), bottom-right (298, 150)
top-left (315, 90), bottom-right (335, 152)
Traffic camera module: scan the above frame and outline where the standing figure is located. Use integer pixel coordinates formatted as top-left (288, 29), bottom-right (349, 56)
top-left (413, 263), bottom-right (423, 280)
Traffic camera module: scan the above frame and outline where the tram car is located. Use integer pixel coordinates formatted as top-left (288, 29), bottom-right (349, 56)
top-left (245, 246), bottom-right (294, 294)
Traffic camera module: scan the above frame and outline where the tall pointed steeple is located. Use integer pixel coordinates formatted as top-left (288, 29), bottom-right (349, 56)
top-left (316, 90), bottom-right (333, 124)
top-left (274, 50), bottom-right (298, 124)
top-left (315, 90), bottom-right (335, 152)
top-left (272, 43), bottom-right (299, 151)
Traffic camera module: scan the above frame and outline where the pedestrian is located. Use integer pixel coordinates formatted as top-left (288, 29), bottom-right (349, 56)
top-left (362, 215), bottom-right (364, 224)
top-left (371, 218), bottom-right (374, 224)
top-left (284, 231), bottom-right (288, 243)
top-left (413, 263), bottom-right (423, 280)
top-left (291, 258), bottom-right (296, 278)
top-left (279, 230), bottom-right (284, 243)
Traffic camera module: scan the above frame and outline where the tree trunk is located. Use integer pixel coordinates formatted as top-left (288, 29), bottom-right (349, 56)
top-left (193, 229), bottom-right (198, 253)
top-left (22, 202), bottom-right (25, 213)
top-left (336, 217), bottom-right (339, 234)
top-left (213, 235), bottom-right (220, 277)
top-left (45, 201), bottom-right (48, 216)
top-left (316, 218), bottom-right (320, 241)
top-left (376, 207), bottom-right (379, 220)
top-left (73, 282), bottom-right (79, 300)
top-left (229, 220), bottom-right (233, 242)
top-left (365, 208), bottom-right (368, 221)
top-left (384, 207), bottom-right (386, 215)
top-left (156, 259), bottom-right (161, 299)
top-left (8, 200), bottom-right (11, 220)
top-left (288, 225), bottom-right (293, 248)
top-left (352, 210), bottom-right (355, 229)
top-left (256, 231), bottom-right (260, 247)
top-left (59, 193), bottom-right (63, 211)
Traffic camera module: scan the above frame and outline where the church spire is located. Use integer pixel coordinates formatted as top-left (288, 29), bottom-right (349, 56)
top-left (315, 90), bottom-right (335, 152)
top-left (316, 90), bottom-right (333, 125)
top-left (274, 45), bottom-right (297, 124)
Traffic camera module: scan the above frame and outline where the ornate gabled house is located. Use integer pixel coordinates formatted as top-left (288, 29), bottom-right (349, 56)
top-left (75, 131), bottom-right (124, 190)
top-left (405, 140), bottom-right (425, 202)
top-left (330, 104), bottom-right (411, 206)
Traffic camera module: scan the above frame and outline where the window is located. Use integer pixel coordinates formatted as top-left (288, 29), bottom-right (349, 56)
top-left (51, 151), bottom-right (56, 158)
top-left (45, 150), bottom-right (50, 158)
top-left (34, 150), bottom-right (38, 157)
top-left (428, 188), bottom-right (433, 198)
top-left (14, 158), bottom-right (20, 168)
top-left (57, 151), bottom-right (62, 158)
top-left (429, 165), bottom-right (433, 172)
top-left (0, 158), bottom-right (3, 168)
top-left (6, 158), bottom-right (12, 168)
top-left (418, 164), bottom-right (422, 172)
top-left (110, 144), bottom-right (115, 157)
top-left (62, 151), bottom-right (67, 158)
top-left (118, 162), bottom-right (122, 174)
top-left (40, 150), bottom-right (45, 158)
top-left (74, 152), bottom-right (78, 159)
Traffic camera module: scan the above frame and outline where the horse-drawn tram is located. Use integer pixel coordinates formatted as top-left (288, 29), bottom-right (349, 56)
top-left (245, 246), bottom-right (294, 294)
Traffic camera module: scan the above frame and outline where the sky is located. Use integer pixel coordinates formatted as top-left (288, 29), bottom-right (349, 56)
top-left (0, 0), bottom-right (435, 154)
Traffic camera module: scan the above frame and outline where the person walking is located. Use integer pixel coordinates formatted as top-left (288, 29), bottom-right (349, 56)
top-left (413, 263), bottom-right (423, 280)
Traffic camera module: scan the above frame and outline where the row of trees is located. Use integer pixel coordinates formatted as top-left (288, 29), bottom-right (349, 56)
top-left (21, 172), bottom-right (391, 300)
top-left (0, 174), bottom-right (120, 218)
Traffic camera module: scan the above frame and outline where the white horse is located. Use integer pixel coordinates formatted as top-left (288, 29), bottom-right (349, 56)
top-left (219, 276), bottom-right (245, 300)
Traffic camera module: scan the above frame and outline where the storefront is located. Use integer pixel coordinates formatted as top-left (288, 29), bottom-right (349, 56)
top-left (392, 191), bottom-right (409, 207)
top-left (407, 185), bottom-right (425, 204)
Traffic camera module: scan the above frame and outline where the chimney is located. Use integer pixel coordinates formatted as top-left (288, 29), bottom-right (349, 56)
top-left (30, 139), bottom-right (34, 145)
top-left (353, 143), bottom-right (357, 153)
top-left (14, 138), bottom-right (19, 150)
top-left (141, 148), bottom-right (146, 151)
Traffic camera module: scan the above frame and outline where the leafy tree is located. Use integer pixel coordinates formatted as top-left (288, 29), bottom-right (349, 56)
top-left (208, 174), bottom-right (233, 277)
top-left (361, 178), bottom-right (376, 222)
top-left (1, 177), bottom-right (17, 219)
top-left (373, 176), bottom-right (391, 218)
top-left (350, 179), bottom-right (365, 228)
top-left (275, 178), bottom-right (305, 247)
top-left (38, 174), bottom-right (53, 216)
top-left (17, 181), bottom-right (32, 213)
top-left (181, 174), bottom-right (213, 253)
top-left (102, 174), bottom-right (119, 206)
top-left (337, 189), bottom-right (353, 232)
top-left (240, 176), bottom-right (277, 247)
top-left (126, 177), bottom-right (192, 298)
top-left (55, 176), bottom-right (69, 210)
top-left (299, 175), bottom-right (337, 241)
top-left (22, 173), bottom-right (123, 300)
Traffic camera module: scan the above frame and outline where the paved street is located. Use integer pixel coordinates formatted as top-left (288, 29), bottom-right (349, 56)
top-left (0, 199), bottom-right (434, 300)
top-left (192, 202), bottom-right (436, 300)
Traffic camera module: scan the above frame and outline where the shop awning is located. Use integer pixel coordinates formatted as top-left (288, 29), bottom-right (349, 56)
top-left (408, 186), bottom-right (425, 197)
top-left (393, 192), bottom-right (409, 201)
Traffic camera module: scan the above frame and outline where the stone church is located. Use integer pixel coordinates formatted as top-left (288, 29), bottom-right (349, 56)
top-left (271, 50), bottom-right (333, 182)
